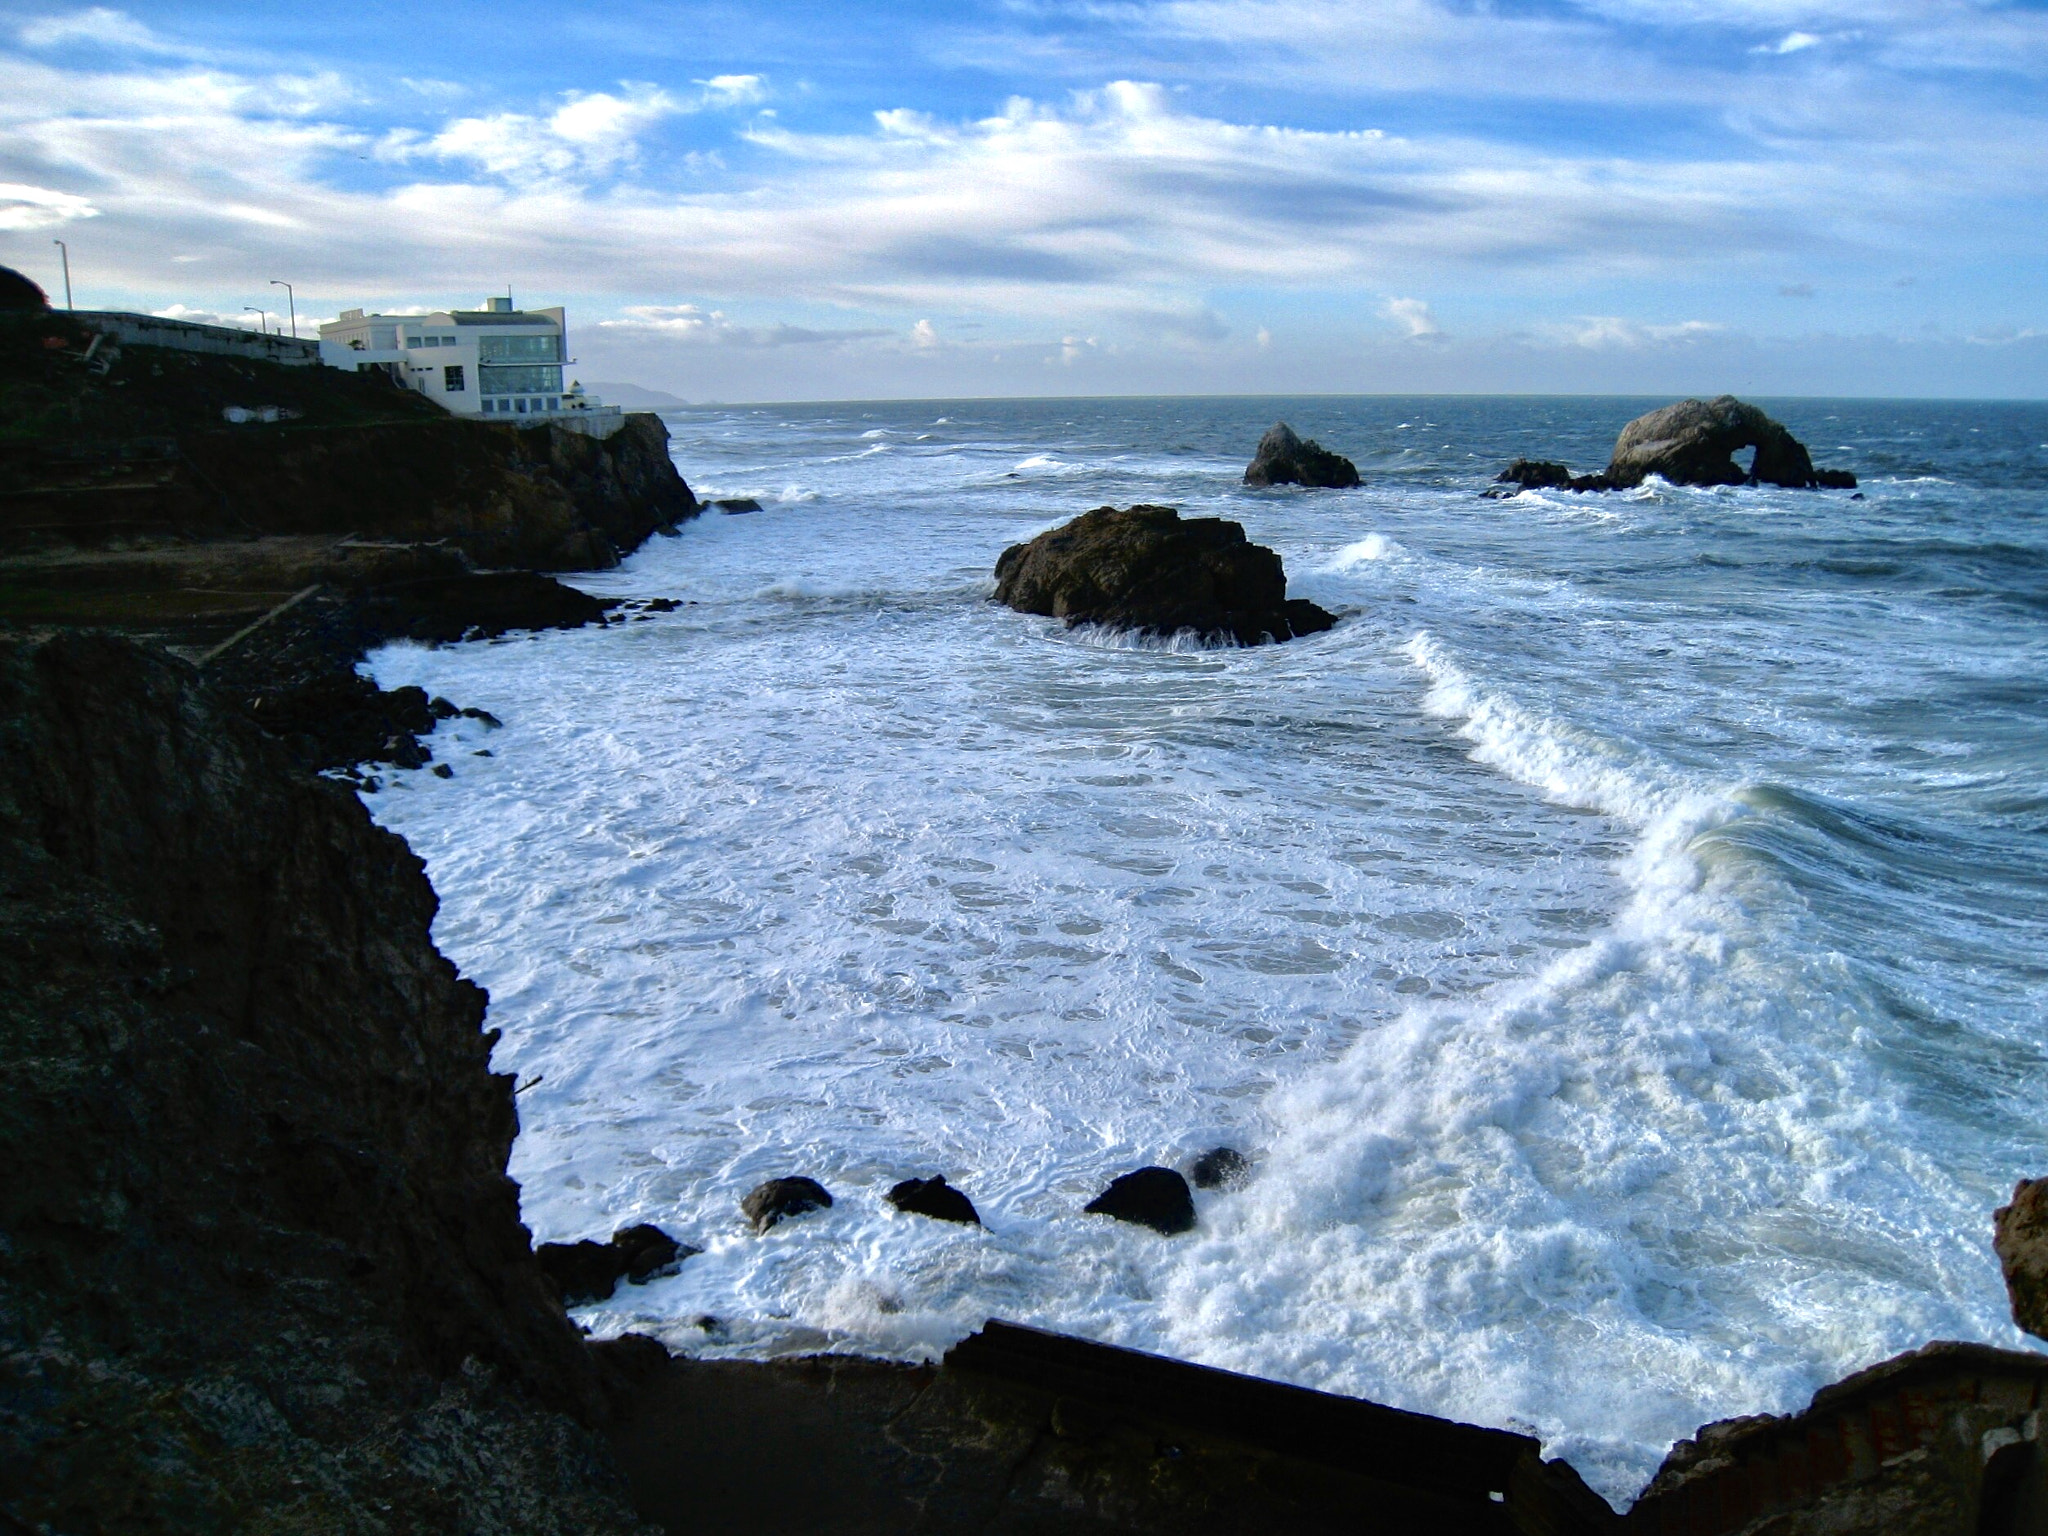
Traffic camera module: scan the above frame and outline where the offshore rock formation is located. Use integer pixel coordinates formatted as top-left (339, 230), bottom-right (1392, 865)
top-left (993, 504), bottom-right (1336, 646)
top-left (1489, 397), bottom-right (1857, 494)
top-left (1243, 422), bottom-right (1362, 489)
top-left (0, 632), bottom-right (647, 1534)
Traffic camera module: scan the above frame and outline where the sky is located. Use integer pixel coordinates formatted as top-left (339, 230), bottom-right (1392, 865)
top-left (1, 1), bottom-right (2045, 400)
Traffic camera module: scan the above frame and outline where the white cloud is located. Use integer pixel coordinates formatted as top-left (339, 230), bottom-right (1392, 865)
top-left (596, 304), bottom-right (892, 347)
top-left (911, 317), bottom-right (939, 347)
top-left (0, 180), bottom-right (97, 229)
top-left (1757, 31), bottom-right (1823, 54)
top-left (392, 84), bottom-right (681, 182)
top-left (1540, 316), bottom-right (1724, 349)
top-left (18, 7), bottom-right (172, 53)
top-left (1381, 295), bottom-right (1440, 339)
top-left (700, 74), bottom-right (765, 105)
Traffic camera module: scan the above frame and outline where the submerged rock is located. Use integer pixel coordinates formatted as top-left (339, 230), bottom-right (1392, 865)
top-left (1085, 1167), bottom-right (1196, 1235)
top-left (992, 504), bottom-right (1336, 646)
top-left (1492, 459), bottom-right (1575, 491)
top-left (1996, 1178), bottom-right (2048, 1340)
top-left (535, 1224), bottom-right (696, 1307)
top-left (1243, 422), bottom-right (1361, 489)
top-left (742, 1176), bottom-right (834, 1233)
top-left (886, 1175), bottom-right (982, 1226)
top-left (715, 498), bottom-right (762, 514)
top-left (1190, 1147), bottom-right (1251, 1191)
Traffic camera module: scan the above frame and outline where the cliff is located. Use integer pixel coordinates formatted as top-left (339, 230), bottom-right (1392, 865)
top-left (1, 307), bottom-right (698, 573)
top-left (0, 632), bottom-right (648, 1533)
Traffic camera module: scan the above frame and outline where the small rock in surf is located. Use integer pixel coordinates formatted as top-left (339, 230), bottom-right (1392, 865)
top-left (886, 1174), bottom-right (981, 1226)
top-left (1190, 1147), bottom-right (1252, 1191)
top-left (742, 1176), bottom-right (834, 1233)
top-left (1085, 1166), bottom-right (1196, 1235)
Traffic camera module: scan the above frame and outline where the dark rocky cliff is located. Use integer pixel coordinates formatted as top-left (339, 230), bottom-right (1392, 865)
top-left (0, 632), bottom-right (647, 1534)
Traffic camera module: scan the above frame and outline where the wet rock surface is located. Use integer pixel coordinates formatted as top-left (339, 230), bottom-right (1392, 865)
top-left (887, 1174), bottom-right (982, 1226)
top-left (1490, 396), bottom-right (1857, 494)
top-left (1191, 1147), bottom-right (1252, 1191)
top-left (537, 1225), bottom-right (696, 1307)
top-left (993, 504), bottom-right (1336, 646)
top-left (1086, 1166), bottom-right (1197, 1235)
top-left (743, 1176), bottom-right (835, 1232)
top-left (1243, 422), bottom-right (1361, 489)
top-left (0, 632), bottom-right (647, 1534)
top-left (1995, 1177), bottom-right (2048, 1341)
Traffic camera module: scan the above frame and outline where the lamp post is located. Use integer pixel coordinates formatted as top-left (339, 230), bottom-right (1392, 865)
top-left (243, 305), bottom-right (269, 335)
top-left (52, 239), bottom-right (72, 310)
top-left (268, 279), bottom-right (296, 337)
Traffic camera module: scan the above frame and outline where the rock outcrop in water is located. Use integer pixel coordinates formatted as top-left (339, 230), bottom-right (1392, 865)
top-left (0, 632), bottom-right (647, 1533)
top-left (993, 504), bottom-right (1336, 646)
top-left (1243, 422), bottom-right (1361, 489)
top-left (743, 1175), bottom-right (834, 1232)
top-left (1085, 1167), bottom-right (1197, 1234)
top-left (536, 1224), bottom-right (695, 1306)
top-left (888, 1175), bottom-right (983, 1226)
top-left (1488, 397), bottom-right (1857, 493)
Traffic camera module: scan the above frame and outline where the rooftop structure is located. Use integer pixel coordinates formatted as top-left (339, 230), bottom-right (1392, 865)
top-left (318, 296), bottom-right (616, 431)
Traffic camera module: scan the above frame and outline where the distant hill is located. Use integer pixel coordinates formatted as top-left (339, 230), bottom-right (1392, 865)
top-left (583, 381), bottom-right (692, 410)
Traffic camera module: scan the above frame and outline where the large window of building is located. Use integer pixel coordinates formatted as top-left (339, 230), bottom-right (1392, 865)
top-left (443, 365), bottom-right (466, 392)
top-left (478, 335), bottom-right (560, 362)
top-left (480, 364), bottom-right (564, 395)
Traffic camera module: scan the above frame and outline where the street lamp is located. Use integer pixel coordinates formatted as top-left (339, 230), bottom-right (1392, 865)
top-left (268, 279), bottom-right (296, 337)
top-left (243, 305), bottom-right (270, 334)
top-left (52, 239), bottom-right (72, 310)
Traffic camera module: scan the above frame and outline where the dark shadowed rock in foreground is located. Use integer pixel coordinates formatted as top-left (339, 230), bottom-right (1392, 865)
top-left (743, 1176), bottom-right (834, 1233)
top-left (1243, 422), bottom-right (1361, 488)
top-left (1086, 1167), bottom-right (1197, 1235)
top-left (0, 633), bottom-right (645, 1533)
top-left (993, 504), bottom-right (1336, 646)
top-left (888, 1174), bottom-right (982, 1226)
top-left (1629, 1341), bottom-right (2048, 1535)
top-left (0, 261), bottom-right (47, 311)
top-left (1995, 1177), bottom-right (2048, 1341)
top-left (1489, 396), bottom-right (1857, 494)
top-left (537, 1224), bottom-right (696, 1306)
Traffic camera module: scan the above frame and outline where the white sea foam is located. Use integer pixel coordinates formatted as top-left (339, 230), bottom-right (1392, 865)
top-left (363, 397), bottom-right (2048, 1509)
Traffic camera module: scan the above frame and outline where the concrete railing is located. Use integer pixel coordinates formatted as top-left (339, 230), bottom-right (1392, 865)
top-left (74, 312), bottom-right (323, 367)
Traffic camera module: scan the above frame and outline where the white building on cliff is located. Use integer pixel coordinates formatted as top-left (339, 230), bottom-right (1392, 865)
top-left (319, 296), bottom-right (616, 431)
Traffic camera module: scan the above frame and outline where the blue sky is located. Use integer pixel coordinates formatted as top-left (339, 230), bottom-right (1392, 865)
top-left (2, 1), bottom-right (2045, 398)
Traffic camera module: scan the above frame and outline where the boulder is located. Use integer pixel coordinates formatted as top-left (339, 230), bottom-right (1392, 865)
top-left (1603, 395), bottom-right (1856, 490)
top-left (993, 505), bottom-right (1336, 646)
top-left (0, 263), bottom-right (49, 312)
top-left (715, 498), bottom-right (762, 514)
top-left (1493, 459), bottom-right (1574, 491)
top-left (1084, 1167), bottom-right (1196, 1235)
top-left (534, 1223), bottom-right (695, 1306)
top-left (886, 1175), bottom-right (981, 1226)
top-left (1995, 1178), bottom-right (2048, 1340)
top-left (1243, 423), bottom-right (1361, 489)
top-left (1190, 1147), bottom-right (1251, 1191)
top-left (742, 1176), bottom-right (834, 1233)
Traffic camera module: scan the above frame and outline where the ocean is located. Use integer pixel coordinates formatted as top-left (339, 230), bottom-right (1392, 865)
top-left (364, 395), bottom-right (2048, 1504)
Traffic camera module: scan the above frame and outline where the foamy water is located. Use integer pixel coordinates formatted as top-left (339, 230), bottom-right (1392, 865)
top-left (366, 397), bottom-right (2048, 1503)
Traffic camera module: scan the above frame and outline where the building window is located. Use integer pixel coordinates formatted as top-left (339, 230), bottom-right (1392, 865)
top-left (478, 334), bottom-right (560, 362)
top-left (480, 364), bottom-right (564, 396)
top-left (444, 365), bottom-right (466, 392)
